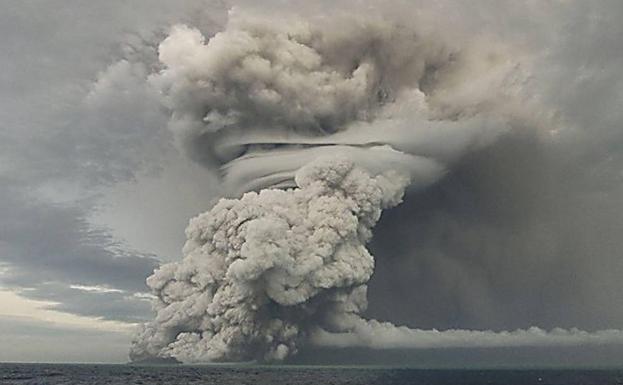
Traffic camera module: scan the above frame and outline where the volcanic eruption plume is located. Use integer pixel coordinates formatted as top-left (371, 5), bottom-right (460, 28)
top-left (130, 9), bottom-right (623, 363)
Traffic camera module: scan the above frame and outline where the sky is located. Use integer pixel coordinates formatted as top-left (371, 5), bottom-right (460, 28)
top-left (1, 0), bottom-right (623, 365)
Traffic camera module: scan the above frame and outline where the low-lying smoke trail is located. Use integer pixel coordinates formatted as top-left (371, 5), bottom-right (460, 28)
top-left (312, 317), bottom-right (623, 350)
top-left (130, 8), bottom-right (623, 363)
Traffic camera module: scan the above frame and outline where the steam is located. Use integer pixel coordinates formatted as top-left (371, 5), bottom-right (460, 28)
top-left (130, 9), bottom-right (623, 363)
top-left (150, 9), bottom-right (521, 195)
top-left (130, 157), bottom-right (409, 362)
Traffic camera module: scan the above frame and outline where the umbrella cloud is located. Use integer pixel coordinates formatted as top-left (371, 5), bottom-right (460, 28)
top-left (130, 8), bottom-right (623, 363)
top-left (152, 9), bottom-right (521, 195)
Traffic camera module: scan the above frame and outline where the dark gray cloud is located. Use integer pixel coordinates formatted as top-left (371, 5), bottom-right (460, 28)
top-left (368, 131), bottom-right (623, 331)
top-left (0, 184), bottom-right (157, 321)
top-left (0, 1), bottom-right (224, 325)
top-left (367, 0), bottom-right (623, 333)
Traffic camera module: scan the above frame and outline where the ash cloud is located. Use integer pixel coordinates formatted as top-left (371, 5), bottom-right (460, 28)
top-left (131, 157), bottom-right (409, 362)
top-left (152, 9), bottom-right (526, 195)
top-left (131, 7), bottom-right (623, 363)
top-left (0, 0), bottom-right (223, 331)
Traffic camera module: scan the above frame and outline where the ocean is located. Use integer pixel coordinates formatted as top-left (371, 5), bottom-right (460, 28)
top-left (1, 364), bottom-right (623, 385)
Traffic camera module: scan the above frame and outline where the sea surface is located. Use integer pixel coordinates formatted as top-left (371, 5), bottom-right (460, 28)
top-left (1, 363), bottom-right (623, 385)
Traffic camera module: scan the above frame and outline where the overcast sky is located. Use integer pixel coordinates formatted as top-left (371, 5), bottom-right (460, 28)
top-left (1, 0), bottom-right (623, 364)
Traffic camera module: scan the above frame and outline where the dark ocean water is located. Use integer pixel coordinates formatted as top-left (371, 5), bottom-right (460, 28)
top-left (1, 364), bottom-right (623, 385)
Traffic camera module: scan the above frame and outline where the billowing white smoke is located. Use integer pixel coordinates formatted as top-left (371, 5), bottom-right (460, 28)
top-left (130, 9), bottom-right (623, 362)
top-left (149, 9), bottom-right (521, 195)
top-left (131, 157), bottom-right (409, 362)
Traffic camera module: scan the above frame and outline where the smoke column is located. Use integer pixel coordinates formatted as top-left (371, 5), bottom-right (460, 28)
top-left (130, 9), bottom-right (623, 362)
